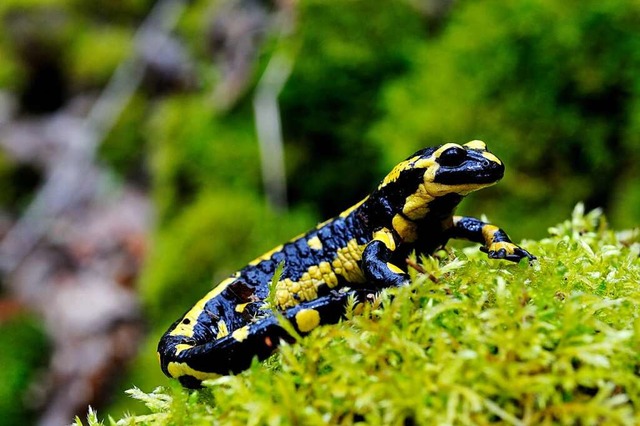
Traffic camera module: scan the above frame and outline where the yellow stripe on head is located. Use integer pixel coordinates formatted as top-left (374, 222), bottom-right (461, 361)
top-left (482, 151), bottom-right (502, 165)
top-left (464, 140), bottom-right (487, 150)
top-left (433, 143), bottom-right (463, 157)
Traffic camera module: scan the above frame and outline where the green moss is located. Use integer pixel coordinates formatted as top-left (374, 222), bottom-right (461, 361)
top-left (86, 206), bottom-right (640, 425)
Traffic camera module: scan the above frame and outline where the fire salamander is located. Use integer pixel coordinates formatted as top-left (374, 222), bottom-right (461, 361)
top-left (158, 140), bottom-right (535, 388)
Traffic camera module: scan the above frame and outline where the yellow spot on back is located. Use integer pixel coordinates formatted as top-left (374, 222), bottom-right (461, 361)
top-left (167, 361), bottom-right (221, 382)
top-left (216, 320), bottom-right (229, 338)
top-left (295, 309), bottom-right (321, 333)
top-left (235, 302), bottom-right (249, 313)
top-left (232, 326), bottom-right (250, 342)
top-left (307, 236), bottom-right (323, 250)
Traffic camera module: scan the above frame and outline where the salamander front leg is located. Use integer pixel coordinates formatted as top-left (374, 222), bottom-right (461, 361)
top-left (449, 216), bottom-right (535, 262)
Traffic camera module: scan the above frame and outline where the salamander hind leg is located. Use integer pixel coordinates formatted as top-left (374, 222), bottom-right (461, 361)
top-left (158, 289), bottom-right (374, 388)
top-left (158, 313), bottom-right (292, 388)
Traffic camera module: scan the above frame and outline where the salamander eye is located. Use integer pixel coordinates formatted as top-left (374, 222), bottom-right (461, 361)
top-left (438, 146), bottom-right (467, 167)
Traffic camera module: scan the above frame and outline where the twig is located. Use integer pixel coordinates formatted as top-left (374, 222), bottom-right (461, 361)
top-left (252, 3), bottom-right (296, 212)
top-left (253, 51), bottom-right (293, 212)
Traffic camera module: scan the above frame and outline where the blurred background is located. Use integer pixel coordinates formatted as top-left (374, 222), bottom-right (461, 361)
top-left (0, 0), bottom-right (638, 424)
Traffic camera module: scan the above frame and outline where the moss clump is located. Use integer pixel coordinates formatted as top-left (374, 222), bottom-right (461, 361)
top-left (82, 206), bottom-right (640, 425)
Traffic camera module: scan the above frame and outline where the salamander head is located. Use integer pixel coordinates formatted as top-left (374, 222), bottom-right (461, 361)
top-left (430, 140), bottom-right (504, 189)
top-left (379, 140), bottom-right (504, 197)
top-left (372, 141), bottom-right (504, 231)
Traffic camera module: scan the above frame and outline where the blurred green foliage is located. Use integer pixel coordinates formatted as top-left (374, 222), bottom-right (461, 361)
top-left (371, 0), bottom-right (640, 236)
top-left (1, 0), bottom-right (639, 423)
top-left (0, 316), bottom-right (49, 426)
top-left (0, 152), bottom-right (41, 213)
top-left (67, 25), bottom-right (133, 88)
top-left (146, 96), bottom-right (264, 221)
top-left (280, 0), bottom-right (426, 216)
top-left (100, 96), bottom-right (148, 180)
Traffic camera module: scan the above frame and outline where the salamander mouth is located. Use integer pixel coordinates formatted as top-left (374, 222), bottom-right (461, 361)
top-left (474, 168), bottom-right (504, 183)
top-left (435, 163), bottom-right (504, 186)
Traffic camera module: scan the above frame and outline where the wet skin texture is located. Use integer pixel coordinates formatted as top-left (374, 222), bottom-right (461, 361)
top-left (158, 140), bottom-right (535, 388)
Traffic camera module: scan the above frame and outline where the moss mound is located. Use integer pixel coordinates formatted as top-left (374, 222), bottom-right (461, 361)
top-left (82, 206), bottom-right (640, 425)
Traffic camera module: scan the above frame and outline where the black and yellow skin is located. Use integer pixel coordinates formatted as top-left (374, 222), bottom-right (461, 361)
top-left (158, 140), bottom-right (535, 388)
